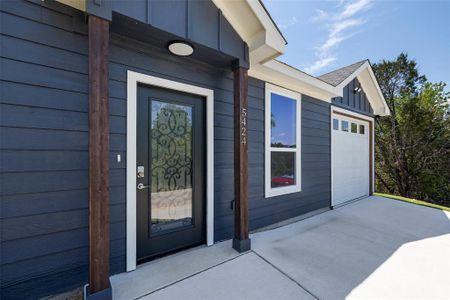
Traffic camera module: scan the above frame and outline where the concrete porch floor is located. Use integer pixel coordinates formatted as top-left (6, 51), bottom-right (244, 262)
top-left (111, 196), bottom-right (450, 299)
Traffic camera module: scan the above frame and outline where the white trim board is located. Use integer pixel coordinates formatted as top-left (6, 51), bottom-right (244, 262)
top-left (249, 62), bottom-right (336, 103)
top-left (126, 71), bottom-right (214, 272)
top-left (211, 0), bottom-right (286, 64)
top-left (331, 106), bottom-right (375, 122)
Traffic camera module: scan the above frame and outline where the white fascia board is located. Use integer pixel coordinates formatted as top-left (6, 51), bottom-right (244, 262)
top-left (211, 0), bottom-right (260, 42)
top-left (334, 61), bottom-right (390, 116)
top-left (248, 31), bottom-right (279, 64)
top-left (366, 65), bottom-right (391, 116)
top-left (357, 70), bottom-right (388, 116)
top-left (249, 62), bottom-right (336, 102)
top-left (249, 43), bottom-right (283, 66)
top-left (54, 0), bottom-right (86, 11)
top-left (246, 0), bottom-right (286, 53)
top-left (265, 60), bottom-right (336, 93)
top-left (213, 0), bottom-right (286, 64)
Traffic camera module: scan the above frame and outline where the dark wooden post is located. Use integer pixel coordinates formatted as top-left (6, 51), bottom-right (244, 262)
top-left (88, 15), bottom-right (111, 299)
top-left (232, 66), bottom-right (251, 252)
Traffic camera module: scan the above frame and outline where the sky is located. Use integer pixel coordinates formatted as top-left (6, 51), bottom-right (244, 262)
top-left (263, 0), bottom-right (450, 89)
top-left (271, 93), bottom-right (296, 147)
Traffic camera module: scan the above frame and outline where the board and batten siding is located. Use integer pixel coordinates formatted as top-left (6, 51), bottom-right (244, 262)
top-left (109, 0), bottom-right (247, 65)
top-left (0, 1), bottom-right (123, 298)
top-left (332, 77), bottom-right (374, 116)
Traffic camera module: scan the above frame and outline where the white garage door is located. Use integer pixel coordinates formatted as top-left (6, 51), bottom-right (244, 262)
top-left (332, 113), bottom-right (370, 206)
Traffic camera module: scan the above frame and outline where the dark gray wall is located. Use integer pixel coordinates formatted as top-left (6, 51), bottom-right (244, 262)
top-left (0, 1), bottom-right (331, 298)
top-left (332, 77), bottom-right (373, 116)
top-left (0, 1), bottom-right (125, 298)
top-left (107, 33), bottom-right (247, 243)
top-left (88, 0), bottom-right (248, 67)
top-left (0, 0), bottom-right (250, 297)
top-left (247, 92), bottom-right (331, 232)
top-left (212, 81), bottom-right (332, 237)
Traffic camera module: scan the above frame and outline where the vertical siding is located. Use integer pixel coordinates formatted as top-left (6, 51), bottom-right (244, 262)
top-left (332, 78), bottom-right (374, 116)
top-left (110, 0), bottom-right (246, 63)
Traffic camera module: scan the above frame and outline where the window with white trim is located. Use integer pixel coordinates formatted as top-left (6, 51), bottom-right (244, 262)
top-left (265, 84), bottom-right (301, 198)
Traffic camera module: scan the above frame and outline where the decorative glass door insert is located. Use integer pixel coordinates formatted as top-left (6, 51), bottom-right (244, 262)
top-left (150, 100), bottom-right (193, 235)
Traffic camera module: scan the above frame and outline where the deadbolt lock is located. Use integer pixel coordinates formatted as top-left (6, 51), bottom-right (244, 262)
top-left (137, 166), bottom-right (145, 178)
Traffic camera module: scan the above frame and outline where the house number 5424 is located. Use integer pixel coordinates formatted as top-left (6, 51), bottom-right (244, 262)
top-left (241, 108), bottom-right (247, 145)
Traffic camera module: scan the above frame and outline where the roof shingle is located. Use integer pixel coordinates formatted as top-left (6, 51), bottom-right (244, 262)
top-left (318, 60), bottom-right (367, 86)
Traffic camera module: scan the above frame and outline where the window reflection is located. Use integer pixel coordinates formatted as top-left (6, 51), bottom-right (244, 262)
top-left (341, 120), bottom-right (349, 132)
top-left (271, 152), bottom-right (296, 188)
top-left (333, 118), bottom-right (339, 130)
top-left (271, 93), bottom-right (296, 148)
top-left (359, 124), bottom-right (365, 134)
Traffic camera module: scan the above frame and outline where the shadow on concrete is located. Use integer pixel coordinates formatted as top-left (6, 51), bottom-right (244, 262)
top-left (251, 196), bottom-right (450, 299)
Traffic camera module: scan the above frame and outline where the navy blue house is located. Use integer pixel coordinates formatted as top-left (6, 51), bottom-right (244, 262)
top-left (0, 0), bottom-right (390, 299)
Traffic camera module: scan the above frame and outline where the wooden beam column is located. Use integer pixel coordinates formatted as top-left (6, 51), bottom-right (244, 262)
top-left (232, 66), bottom-right (251, 252)
top-left (88, 15), bottom-right (111, 299)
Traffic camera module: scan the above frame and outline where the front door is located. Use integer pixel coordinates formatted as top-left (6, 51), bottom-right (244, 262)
top-left (137, 84), bottom-right (206, 262)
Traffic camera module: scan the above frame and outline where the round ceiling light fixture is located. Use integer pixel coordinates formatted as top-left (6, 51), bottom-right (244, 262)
top-left (168, 41), bottom-right (194, 57)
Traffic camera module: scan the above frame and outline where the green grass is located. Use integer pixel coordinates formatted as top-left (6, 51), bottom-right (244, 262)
top-left (374, 193), bottom-right (450, 212)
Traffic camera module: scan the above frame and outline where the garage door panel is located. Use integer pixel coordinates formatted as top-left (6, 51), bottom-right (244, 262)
top-left (332, 113), bottom-right (370, 206)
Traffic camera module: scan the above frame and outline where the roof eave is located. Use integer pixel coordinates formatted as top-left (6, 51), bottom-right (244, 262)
top-left (249, 61), bottom-right (337, 102)
top-left (213, 0), bottom-right (286, 65)
top-left (54, 0), bottom-right (86, 11)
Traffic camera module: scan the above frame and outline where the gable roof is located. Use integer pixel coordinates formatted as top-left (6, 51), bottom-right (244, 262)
top-left (320, 60), bottom-right (390, 116)
top-left (318, 60), bottom-right (367, 86)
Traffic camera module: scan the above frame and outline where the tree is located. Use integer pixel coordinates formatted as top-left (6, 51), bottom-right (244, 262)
top-left (373, 53), bottom-right (450, 206)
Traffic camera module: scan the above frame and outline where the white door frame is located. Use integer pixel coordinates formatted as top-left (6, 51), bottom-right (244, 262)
top-left (126, 71), bottom-right (214, 272)
top-left (330, 106), bottom-right (374, 207)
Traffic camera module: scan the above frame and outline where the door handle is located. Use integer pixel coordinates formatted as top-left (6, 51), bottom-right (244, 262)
top-left (137, 183), bottom-right (150, 190)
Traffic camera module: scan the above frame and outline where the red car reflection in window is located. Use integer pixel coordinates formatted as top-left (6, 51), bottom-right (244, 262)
top-left (271, 176), bottom-right (294, 187)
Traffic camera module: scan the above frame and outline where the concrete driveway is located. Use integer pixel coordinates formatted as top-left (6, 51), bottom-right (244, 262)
top-left (111, 196), bottom-right (450, 299)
